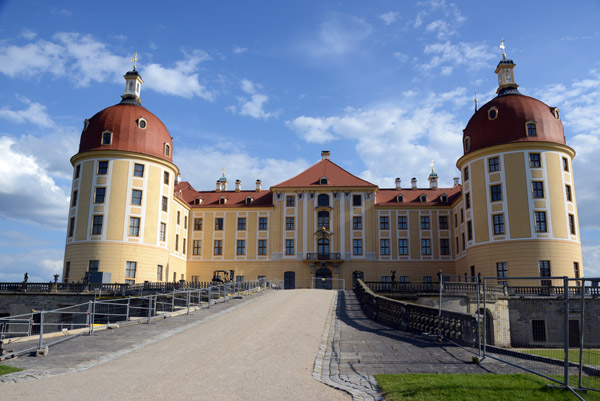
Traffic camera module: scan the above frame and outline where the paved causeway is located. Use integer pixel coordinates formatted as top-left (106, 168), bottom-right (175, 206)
top-left (0, 289), bottom-right (554, 401)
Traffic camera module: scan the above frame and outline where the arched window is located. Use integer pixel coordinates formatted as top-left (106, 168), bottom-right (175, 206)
top-left (396, 195), bottom-right (404, 202)
top-left (317, 194), bottom-right (329, 207)
top-left (318, 238), bottom-right (330, 257)
top-left (164, 143), bottom-right (171, 157)
top-left (101, 131), bottom-right (112, 145)
top-left (319, 176), bottom-right (328, 185)
top-left (245, 197), bottom-right (254, 205)
top-left (420, 194), bottom-right (427, 202)
top-left (440, 194), bottom-right (448, 203)
top-left (219, 197), bottom-right (226, 204)
top-left (317, 210), bottom-right (329, 229)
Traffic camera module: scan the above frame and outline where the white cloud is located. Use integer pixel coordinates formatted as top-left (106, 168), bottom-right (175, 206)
top-left (304, 14), bottom-right (373, 59)
top-left (175, 145), bottom-right (309, 190)
top-left (379, 12), bottom-right (398, 25)
top-left (0, 97), bottom-right (55, 128)
top-left (143, 50), bottom-right (213, 100)
top-left (414, 0), bottom-right (466, 39)
top-left (393, 52), bottom-right (409, 63)
top-left (0, 136), bottom-right (69, 229)
top-left (419, 41), bottom-right (495, 75)
top-left (286, 95), bottom-right (464, 188)
top-left (229, 79), bottom-right (276, 119)
top-left (233, 45), bottom-right (248, 54)
top-left (0, 33), bottom-right (215, 99)
top-left (20, 29), bottom-right (37, 40)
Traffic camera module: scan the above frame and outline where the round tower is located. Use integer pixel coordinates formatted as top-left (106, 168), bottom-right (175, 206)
top-left (456, 50), bottom-right (582, 281)
top-left (63, 60), bottom-right (186, 283)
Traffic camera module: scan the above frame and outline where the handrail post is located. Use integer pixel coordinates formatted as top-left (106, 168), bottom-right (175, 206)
top-left (207, 288), bottom-right (211, 309)
top-left (147, 295), bottom-right (153, 324)
top-left (563, 276), bottom-right (569, 387)
top-left (38, 311), bottom-right (44, 350)
top-left (91, 298), bottom-right (96, 335)
top-left (87, 301), bottom-right (92, 335)
top-left (187, 290), bottom-right (191, 315)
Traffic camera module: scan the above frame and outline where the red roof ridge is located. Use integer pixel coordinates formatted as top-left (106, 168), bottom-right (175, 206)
top-left (272, 158), bottom-right (376, 188)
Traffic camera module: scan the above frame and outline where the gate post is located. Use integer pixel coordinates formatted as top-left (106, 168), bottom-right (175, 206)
top-left (38, 311), bottom-right (44, 350)
top-left (187, 290), bottom-right (191, 315)
top-left (563, 276), bottom-right (569, 387)
top-left (91, 298), bottom-right (96, 335)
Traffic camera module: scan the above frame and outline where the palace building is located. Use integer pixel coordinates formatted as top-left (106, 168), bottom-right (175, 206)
top-left (62, 52), bottom-right (583, 288)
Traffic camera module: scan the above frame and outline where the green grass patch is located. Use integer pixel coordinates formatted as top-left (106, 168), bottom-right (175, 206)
top-left (375, 373), bottom-right (597, 401)
top-left (519, 349), bottom-right (600, 366)
top-left (0, 365), bottom-right (23, 376)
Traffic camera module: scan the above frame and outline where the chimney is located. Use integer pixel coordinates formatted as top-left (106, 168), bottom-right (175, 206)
top-left (255, 179), bottom-right (262, 192)
top-left (453, 177), bottom-right (460, 186)
top-left (176, 174), bottom-right (181, 185)
top-left (411, 177), bottom-right (417, 190)
top-left (321, 150), bottom-right (331, 160)
top-left (235, 179), bottom-right (242, 192)
top-left (395, 177), bottom-right (401, 190)
top-left (222, 180), bottom-right (228, 191)
top-left (216, 181), bottom-right (222, 192)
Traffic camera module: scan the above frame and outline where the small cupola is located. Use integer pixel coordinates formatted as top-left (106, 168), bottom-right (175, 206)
top-left (495, 40), bottom-right (519, 95)
top-left (121, 52), bottom-right (144, 105)
top-left (218, 168), bottom-right (228, 191)
top-left (428, 161), bottom-right (438, 189)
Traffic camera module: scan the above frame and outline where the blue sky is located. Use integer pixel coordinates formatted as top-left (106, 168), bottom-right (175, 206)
top-left (0, 0), bottom-right (599, 281)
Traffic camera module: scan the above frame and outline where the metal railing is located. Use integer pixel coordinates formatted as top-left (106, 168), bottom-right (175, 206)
top-left (306, 253), bottom-right (341, 261)
top-left (0, 279), bottom-right (267, 361)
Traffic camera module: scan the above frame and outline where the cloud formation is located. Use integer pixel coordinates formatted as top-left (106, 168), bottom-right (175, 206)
top-left (379, 12), bottom-right (399, 25)
top-left (229, 79), bottom-right (276, 119)
top-left (0, 97), bottom-right (55, 128)
top-left (0, 33), bottom-right (214, 99)
top-left (304, 14), bottom-right (373, 59)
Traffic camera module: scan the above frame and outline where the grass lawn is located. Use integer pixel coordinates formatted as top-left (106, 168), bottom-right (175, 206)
top-left (0, 365), bottom-right (22, 376)
top-left (519, 349), bottom-right (600, 366)
top-left (375, 373), bottom-right (599, 401)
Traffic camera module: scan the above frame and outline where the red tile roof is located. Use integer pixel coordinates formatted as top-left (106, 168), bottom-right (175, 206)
top-left (175, 182), bottom-right (273, 208)
top-left (272, 159), bottom-right (376, 188)
top-left (376, 185), bottom-right (462, 207)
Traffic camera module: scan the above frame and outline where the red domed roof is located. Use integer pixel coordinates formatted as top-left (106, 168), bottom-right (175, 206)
top-left (78, 103), bottom-right (173, 162)
top-left (463, 94), bottom-right (565, 154)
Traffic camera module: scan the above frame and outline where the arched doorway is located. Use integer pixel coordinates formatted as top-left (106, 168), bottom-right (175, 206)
top-left (284, 271), bottom-right (295, 289)
top-left (315, 267), bottom-right (332, 289)
top-left (480, 308), bottom-right (494, 346)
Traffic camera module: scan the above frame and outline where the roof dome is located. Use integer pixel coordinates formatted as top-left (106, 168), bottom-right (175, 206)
top-left (78, 103), bottom-right (173, 162)
top-left (462, 94), bottom-right (564, 155)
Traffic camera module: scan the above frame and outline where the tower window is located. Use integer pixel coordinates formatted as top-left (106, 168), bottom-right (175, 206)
top-left (569, 214), bottom-right (576, 235)
top-left (532, 181), bottom-right (544, 198)
top-left (75, 164), bottom-right (81, 179)
top-left (83, 119), bottom-right (89, 131)
top-left (534, 211), bottom-right (547, 232)
top-left (138, 118), bottom-right (147, 129)
top-left (94, 187), bottom-right (106, 204)
top-left (97, 161), bottom-right (109, 175)
top-left (488, 107), bottom-right (498, 120)
top-left (553, 108), bottom-right (560, 120)
top-left (164, 171), bottom-right (169, 185)
top-left (526, 122), bottom-right (537, 137)
top-left (129, 217), bottom-right (140, 236)
top-left (464, 136), bottom-right (471, 152)
top-left (488, 157), bottom-right (500, 172)
top-left (101, 131), bottom-right (112, 145)
top-left (562, 157), bottom-right (569, 172)
top-left (131, 189), bottom-right (142, 205)
top-left (134, 163), bottom-right (144, 177)
top-left (493, 214), bottom-right (505, 235)
top-left (490, 184), bottom-right (502, 202)
top-left (463, 166), bottom-right (469, 181)
top-left (529, 153), bottom-right (541, 168)
top-left (565, 185), bottom-right (572, 201)
top-left (162, 196), bottom-right (168, 212)
top-left (92, 215), bottom-right (103, 235)
top-left (285, 239), bottom-right (294, 255)
top-left (164, 143), bottom-right (170, 157)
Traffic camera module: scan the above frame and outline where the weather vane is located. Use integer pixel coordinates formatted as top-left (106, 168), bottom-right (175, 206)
top-left (430, 160), bottom-right (435, 172)
top-left (131, 52), bottom-right (138, 70)
top-left (221, 167), bottom-right (226, 176)
top-left (500, 39), bottom-right (506, 59)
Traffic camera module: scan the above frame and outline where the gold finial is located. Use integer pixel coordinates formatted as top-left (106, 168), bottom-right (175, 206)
top-left (474, 86), bottom-right (478, 112)
top-left (500, 39), bottom-right (506, 59)
top-left (430, 160), bottom-right (435, 172)
top-left (221, 167), bottom-right (226, 176)
top-left (131, 52), bottom-right (138, 70)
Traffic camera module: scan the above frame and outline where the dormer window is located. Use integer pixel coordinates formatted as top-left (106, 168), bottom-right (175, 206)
top-left (526, 121), bottom-right (537, 137)
top-left (488, 107), bottom-right (498, 120)
top-left (464, 136), bottom-right (471, 152)
top-left (164, 143), bottom-right (170, 157)
top-left (420, 194), bottom-right (427, 202)
top-left (101, 131), bottom-right (112, 145)
top-left (319, 176), bottom-right (328, 185)
top-left (396, 194), bottom-right (404, 202)
top-left (440, 194), bottom-right (448, 203)
top-left (245, 197), bottom-right (254, 205)
top-left (552, 108), bottom-right (560, 120)
top-left (138, 117), bottom-right (147, 129)
top-left (219, 196), bottom-right (226, 205)
top-left (194, 198), bottom-right (201, 205)
top-left (83, 119), bottom-right (89, 131)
